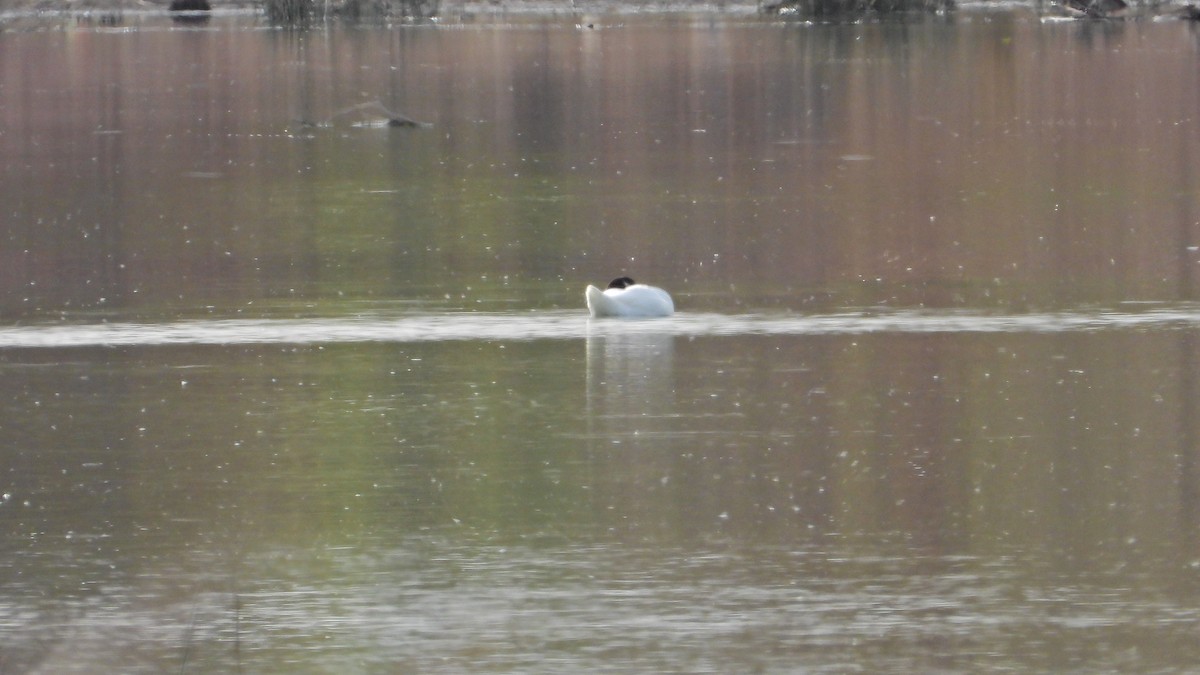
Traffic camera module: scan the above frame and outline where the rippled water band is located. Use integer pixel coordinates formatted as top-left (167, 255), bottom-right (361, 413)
top-left (3, 308), bottom-right (1200, 348)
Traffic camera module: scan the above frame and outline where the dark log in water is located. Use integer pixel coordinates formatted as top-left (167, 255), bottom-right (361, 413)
top-left (169, 0), bottom-right (211, 23)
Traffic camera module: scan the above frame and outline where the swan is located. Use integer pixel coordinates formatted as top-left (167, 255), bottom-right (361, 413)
top-left (585, 277), bottom-right (674, 318)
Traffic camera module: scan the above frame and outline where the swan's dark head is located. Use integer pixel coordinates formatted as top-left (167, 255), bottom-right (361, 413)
top-left (608, 276), bottom-right (636, 289)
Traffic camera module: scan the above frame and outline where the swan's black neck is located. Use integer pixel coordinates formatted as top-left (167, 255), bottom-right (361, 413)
top-left (608, 277), bottom-right (636, 289)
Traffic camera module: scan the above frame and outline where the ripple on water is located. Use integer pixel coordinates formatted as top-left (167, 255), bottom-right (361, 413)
top-left (3, 306), bottom-right (1200, 348)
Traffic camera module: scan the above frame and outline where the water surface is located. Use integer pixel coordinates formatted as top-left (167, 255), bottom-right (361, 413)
top-left (2, 11), bottom-right (1200, 673)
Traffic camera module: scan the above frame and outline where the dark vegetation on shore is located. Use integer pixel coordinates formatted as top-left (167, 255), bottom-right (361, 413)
top-left (266, 0), bottom-right (1199, 24)
top-left (760, 0), bottom-right (951, 15)
top-left (247, 0), bottom-right (1200, 22)
top-left (262, 0), bottom-right (436, 22)
top-left (3, 0), bottom-right (1198, 25)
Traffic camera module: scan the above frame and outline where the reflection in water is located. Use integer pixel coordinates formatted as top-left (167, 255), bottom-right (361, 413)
top-left (585, 325), bottom-right (676, 441)
top-left (1179, 331), bottom-right (1200, 560)
top-left (5, 320), bottom-right (1200, 671)
top-left (3, 15), bottom-right (1200, 318)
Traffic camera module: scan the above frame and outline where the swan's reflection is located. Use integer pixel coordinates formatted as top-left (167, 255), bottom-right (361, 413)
top-left (585, 325), bottom-right (676, 440)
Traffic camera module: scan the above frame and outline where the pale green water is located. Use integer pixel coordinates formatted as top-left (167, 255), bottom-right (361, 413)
top-left (2, 10), bottom-right (1200, 673)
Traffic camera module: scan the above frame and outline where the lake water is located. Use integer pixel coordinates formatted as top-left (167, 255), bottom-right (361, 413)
top-left (3, 8), bottom-right (1200, 672)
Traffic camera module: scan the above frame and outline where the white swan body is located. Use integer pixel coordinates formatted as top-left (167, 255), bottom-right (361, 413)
top-left (586, 277), bottom-right (674, 318)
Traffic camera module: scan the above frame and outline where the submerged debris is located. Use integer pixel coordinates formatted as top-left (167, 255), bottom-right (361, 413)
top-left (289, 101), bottom-right (429, 132)
top-left (331, 101), bottom-right (429, 129)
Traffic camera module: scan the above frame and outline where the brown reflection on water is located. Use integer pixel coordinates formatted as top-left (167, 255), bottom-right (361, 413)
top-left (4, 17), bottom-right (1200, 316)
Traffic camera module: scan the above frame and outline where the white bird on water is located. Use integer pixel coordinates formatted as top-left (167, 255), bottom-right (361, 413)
top-left (585, 277), bottom-right (675, 318)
